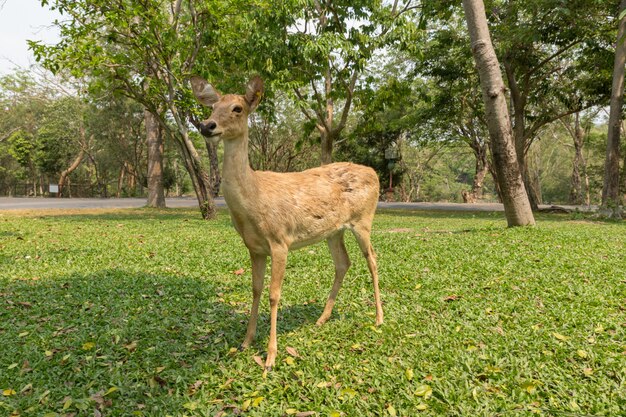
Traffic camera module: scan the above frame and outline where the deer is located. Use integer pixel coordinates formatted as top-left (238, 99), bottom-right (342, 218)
top-left (190, 75), bottom-right (383, 370)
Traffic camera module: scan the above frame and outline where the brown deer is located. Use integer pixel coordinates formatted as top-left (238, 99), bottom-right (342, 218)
top-left (190, 75), bottom-right (383, 370)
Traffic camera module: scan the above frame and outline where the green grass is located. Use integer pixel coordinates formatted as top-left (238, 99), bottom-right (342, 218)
top-left (0, 208), bottom-right (625, 417)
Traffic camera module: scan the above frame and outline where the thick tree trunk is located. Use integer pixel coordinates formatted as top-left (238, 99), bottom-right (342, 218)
top-left (518, 156), bottom-right (542, 208)
top-left (145, 109), bottom-right (166, 208)
top-left (601, 0), bottom-right (626, 216)
top-left (126, 162), bottom-right (136, 193)
top-left (520, 159), bottom-right (541, 209)
top-left (570, 150), bottom-right (583, 205)
top-left (205, 139), bottom-right (221, 197)
top-left (569, 113), bottom-right (587, 205)
top-left (622, 140), bottom-right (626, 201)
top-left (320, 129), bottom-right (334, 165)
top-left (468, 137), bottom-right (489, 200)
top-left (117, 166), bottom-right (125, 198)
top-left (471, 157), bottom-right (489, 200)
top-left (174, 129), bottom-right (215, 219)
top-left (58, 148), bottom-right (85, 198)
top-left (173, 158), bottom-right (181, 196)
top-left (462, 0), bottom-right (535, 226)
top-left (504, 58), bottom-right (541, 211)
top-left (166, 102), bottom-right (215, 219)
top-left (488, 162), bottom-right (503, 203)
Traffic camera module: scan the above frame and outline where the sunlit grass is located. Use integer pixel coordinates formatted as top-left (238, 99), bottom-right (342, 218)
top-left (1, 208), bottom-right (625, 416)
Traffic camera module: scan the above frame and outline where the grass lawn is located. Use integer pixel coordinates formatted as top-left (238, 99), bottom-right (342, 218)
top-left (0, 207), bottom-right (625, 416)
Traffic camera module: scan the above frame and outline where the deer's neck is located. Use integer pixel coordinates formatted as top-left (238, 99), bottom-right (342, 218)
top-left (221, 134), bottom-right (256, 205)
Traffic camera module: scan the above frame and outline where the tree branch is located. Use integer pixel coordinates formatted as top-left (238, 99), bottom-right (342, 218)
top-left (0, 127), bottom-right (20, 143)
top-left (335, 70), bottom-right (358, 132)
top-left (526, 40), bottom-right (581, 79)
top-left (526, 103), bottom-right (595, 152)
top-left (293, 87), bottom-right (325, 131)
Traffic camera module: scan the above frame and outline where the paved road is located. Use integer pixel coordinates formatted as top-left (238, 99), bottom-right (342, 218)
top-left (0, 196), bottom-right (593, 213)
top-left (0, 196), bottom-right (224, 210)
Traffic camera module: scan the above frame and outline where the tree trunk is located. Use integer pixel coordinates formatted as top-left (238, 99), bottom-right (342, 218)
top-left (569, 113), bottom-right (586, 205)
top-left (320, 129), bottom-right (334, 165)
top-left (205, 139), bottom-right (221, 197)
top-left (172, 128), bottom-right (215, 219)
top-left (488, 165), bottom-right (502, 202)
top-left (471, 158), bottom-right (489, 200)
top-left (622, 136), bottom-right (626, 201)
top-left (145, 109), bottom-right (166, 208)
top-left (462, 0), bottom-right (535, 226)
top-left (173, 158), bottom-right (181, 196)
top-left (601, 0), bottom-right (626, 217)
top-left (520, 159), bottom-right (541, 209)
top-left (165, 93), bottom-right (215, 219)
top-left (127, 162), bottom-right (136, 193)
top-left (117, 165), bottom-right (125, 198)
top-left (469, 137), bottom-right (489, 200)
top-left (58, 148), bottom-right (85, 198)
top-left (504, 57), bottom-right (541, 211)
top-left (570, 148), bottom-right (583, 205)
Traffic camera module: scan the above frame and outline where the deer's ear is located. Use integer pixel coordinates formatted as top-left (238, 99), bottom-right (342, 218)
top-left (191, 76), bottom-right (221, 106)
top-left (244, 75), bottom-right (264, 112)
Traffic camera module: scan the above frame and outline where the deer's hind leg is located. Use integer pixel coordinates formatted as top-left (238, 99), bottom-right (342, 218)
top-left (352, 224), bottom-right (383, 326)
top-left (317, 230), bottom-right (351, 326)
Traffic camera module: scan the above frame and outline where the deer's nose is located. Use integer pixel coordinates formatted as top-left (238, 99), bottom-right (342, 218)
top-left (199, 120), bottom-right (217, 136)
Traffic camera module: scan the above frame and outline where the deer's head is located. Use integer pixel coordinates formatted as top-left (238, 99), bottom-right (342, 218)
top-left (190, 75), bottom-right (264, 141)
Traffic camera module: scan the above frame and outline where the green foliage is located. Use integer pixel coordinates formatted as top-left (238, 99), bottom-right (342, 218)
top-left (248, 94), bottom-right (319, 172)
top-left (6, 0), bottom-right (620, 206)
top-left (35, 97), bottom-right (85, 177)
top-left (7, 131), bottom-right (35, 169)
top-left (0, 69), bottom-right (166, 197)
top-left (337, 73), bottom-right (414, 189)
top-left (0, 208), bottom-right (625, 415)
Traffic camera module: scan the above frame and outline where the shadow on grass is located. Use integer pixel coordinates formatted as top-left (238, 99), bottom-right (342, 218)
top-left (1, 267), bottom-right (319, 352)
top-left (0, 268), bottom-right (321, 414)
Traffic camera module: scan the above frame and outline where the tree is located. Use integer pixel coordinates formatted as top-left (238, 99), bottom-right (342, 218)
top-left (86, 95), bottom-right (147, 197)
top-left (417, 1), bottom-right (613, 209)
top-left (248, 93), bottom-right (318, 173)
top-left (411, 57), bottom-right (491, 202)
top-left (560, 110), bottom-right (598, 205)
top-left (337, 74), bottom-right (411, 192)
top-left (265, 0), bottom-right (419, 165)
top-left (31, 0), bottom-right (234, 218)
top-left (601, 0), bottom-right (626, 217)
top-left (145, 109), bottom-right (165, 207)
top-left (35, 97), bottom-right (90, 197)
top-left (0, 72), bottom-right (50, 195)
top-left (462, 0), bottom-right (535, 226)
top-left (492, 1), bottom-right (613, 209)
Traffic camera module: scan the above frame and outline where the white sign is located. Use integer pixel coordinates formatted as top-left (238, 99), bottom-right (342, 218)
top-left (49, 184), bottom-right (59, 193)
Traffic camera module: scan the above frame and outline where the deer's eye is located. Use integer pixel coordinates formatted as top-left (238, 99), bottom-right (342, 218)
top-left (232, 105), bottom-right (243, 114)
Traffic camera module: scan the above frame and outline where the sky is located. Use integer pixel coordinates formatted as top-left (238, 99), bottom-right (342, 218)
top-left (0, 0), bottom-right (62, 75)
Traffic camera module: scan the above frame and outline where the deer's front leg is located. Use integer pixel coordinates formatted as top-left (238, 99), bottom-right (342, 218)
top-left (241, 252), bottom-right (267, 350)
top-left (265, 246), bottom-right (288, 370)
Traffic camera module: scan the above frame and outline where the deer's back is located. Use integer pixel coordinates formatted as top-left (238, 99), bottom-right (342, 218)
top-left (227, 162), bottom-right (379, 253)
